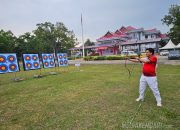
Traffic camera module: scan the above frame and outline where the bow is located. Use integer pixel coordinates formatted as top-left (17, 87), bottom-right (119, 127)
top-left (124, 50), bottom-right (132, 78)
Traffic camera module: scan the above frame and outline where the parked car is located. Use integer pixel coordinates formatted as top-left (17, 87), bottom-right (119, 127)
top-left (160, 50), bottom-right (169, 56)
top-left (168, 50), bottom-right (180, 60)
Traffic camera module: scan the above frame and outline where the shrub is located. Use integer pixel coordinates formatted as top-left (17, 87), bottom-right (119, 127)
top-left (106, 55), bottom-right (125, 60)
top-left (84, 55), bottom-right (136, 61)
top-left (93, 56), bottom-right (107, 60)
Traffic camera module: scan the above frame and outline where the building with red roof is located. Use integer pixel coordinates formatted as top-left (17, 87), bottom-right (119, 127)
top-left (95, 26), bottom-right (169, 55)
top-left (70, 25), bottom-right (169, 56)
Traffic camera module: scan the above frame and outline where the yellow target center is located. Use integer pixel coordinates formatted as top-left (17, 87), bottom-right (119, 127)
top-left (0, 58), bottom-right (4, 62)
top-left (10, 57), bottom-right (14, 61)
top-left (2, 66), bottom-right (5, 70)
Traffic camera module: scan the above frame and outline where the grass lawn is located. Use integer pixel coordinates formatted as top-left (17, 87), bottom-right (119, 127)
top-left (0, 64), bottom-right (179, 130)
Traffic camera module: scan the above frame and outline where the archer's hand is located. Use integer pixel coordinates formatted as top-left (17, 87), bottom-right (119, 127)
top-left (126, 57), bottom-right (130, 60)
top-left (135, 57), bottom-right (140, 60)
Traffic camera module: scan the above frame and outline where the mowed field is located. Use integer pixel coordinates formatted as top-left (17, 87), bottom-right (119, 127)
top-left (0, 64), bottom-right (179, 130)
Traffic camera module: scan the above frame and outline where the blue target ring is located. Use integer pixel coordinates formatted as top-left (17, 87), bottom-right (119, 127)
top-left (25, 55), bottom-right (31, 61)
top-left (32, 55), bottom-right (38, 61)
top-left (50, 61), bottom-right (54, 66)
top-left (7, 55), bottom-right (16, 63)
top-left (0, 55), bottom-right (6, 63)
top-left (60, 60), bottom-right (63, 65)
top-left (44, 62), bottom-right (49, 67)
top-left (9, 64), bottom-right (17, 71)
top-left (26, 62), bottom-right (32, 69)
top-left (64, 60), bottom-right (68, 64)
top-left (33, 62), bottom-right (39, 68)
top-left (59, 55), bottom-right (63, 59)
top-left (43, 55), bottom-right (48, 60)
top-left (0, 64), bottom-right (8, 73)
top-left (49, 55), bottom-right (53, 60)
top-left (63, 54), bottom-right (67, 58)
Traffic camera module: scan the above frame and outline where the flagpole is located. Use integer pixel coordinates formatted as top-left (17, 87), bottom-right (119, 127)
top-left (81, 14), bottom-right (85, 58)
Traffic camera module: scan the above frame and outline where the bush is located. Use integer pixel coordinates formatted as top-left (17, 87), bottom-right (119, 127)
top-left (68, 57), bottom-right (76, 60)
top-left (84, 56), bottom-right (94, 61)
top-left (106, 55), bottom-right (125, 60)
top-left (84, 55), bottom-right (136, 61)
top-left (93, 56), bottom-right (107, 60)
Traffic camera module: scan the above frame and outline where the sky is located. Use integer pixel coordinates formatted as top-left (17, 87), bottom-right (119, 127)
top-left (0, 0), bottom-right (179, 43)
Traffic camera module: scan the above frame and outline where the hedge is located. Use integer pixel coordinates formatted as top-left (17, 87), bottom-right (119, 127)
top-left (84, 55), bottom-right (137, 61)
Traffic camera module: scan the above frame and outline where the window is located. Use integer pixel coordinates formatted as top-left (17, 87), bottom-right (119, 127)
top-left (145, 35), bottom-right (148, 39)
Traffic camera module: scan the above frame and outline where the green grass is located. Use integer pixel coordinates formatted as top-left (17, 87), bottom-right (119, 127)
top-left (0, 64), bottom-right (179, 130)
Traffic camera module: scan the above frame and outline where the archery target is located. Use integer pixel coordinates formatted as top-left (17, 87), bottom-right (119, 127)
top-left (0, 53), bottom-right (19, 74)
top-left (23, 54), bottom-right (41, 71)
top-left (42, 54), bottom-right (55, 68)
top-left (57, 53), bottom-right (68, 66)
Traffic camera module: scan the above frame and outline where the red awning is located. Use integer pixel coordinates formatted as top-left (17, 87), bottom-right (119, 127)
top-left (96, 46), bottom-right (108, 50)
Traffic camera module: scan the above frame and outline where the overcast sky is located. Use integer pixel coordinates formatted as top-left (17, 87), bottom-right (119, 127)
top-left (0, 0), bottom-right (179, 43)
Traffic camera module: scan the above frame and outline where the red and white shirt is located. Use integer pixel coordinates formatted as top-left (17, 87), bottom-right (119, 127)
top-left (142, 56), bottom-right (157, 76)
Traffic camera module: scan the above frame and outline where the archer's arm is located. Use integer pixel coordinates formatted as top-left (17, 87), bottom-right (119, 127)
top-left (137, 57), bottom-right (150, 63)
top-left (128, 58), bottom-right (140, 63)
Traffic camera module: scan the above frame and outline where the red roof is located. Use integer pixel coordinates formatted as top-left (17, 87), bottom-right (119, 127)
top-left (96, 46), bottom-right (108, 50)
top-left (97, 31), bottom-right (113, 40)
top-left (160, 34), bottom-right (168, 39)
top-left (126, 26), bottom-right (136, 31)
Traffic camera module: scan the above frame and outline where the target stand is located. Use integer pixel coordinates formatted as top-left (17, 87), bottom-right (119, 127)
top-left (33, 74), bottom-right (42, 78)
top-left (49, 71), bottom-right (57, 75)
top-left (33, 69), bottom-right (43, 78)
top-left (75, 63), bottom-right (81, 71)
top-left (11, 72), bottom-right (25, 82)
top-left (11, 77), bottom-right (25, 82)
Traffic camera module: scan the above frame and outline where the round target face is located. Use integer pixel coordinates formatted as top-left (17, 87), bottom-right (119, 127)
top-left (50, 61), bottom-right (54, 66)
top-left (25, 55), bottom-right (31, 61)
top-left (26, 62), bottom-right (32, 69)
top-left (9, 64), bottom-right (17, 71)
top-left (60, 60), bottom-right (63, 65)
top-left (0, 64), bottom-right (8, 72)
top-left (0, 55), bottom-right (6, 63)
top-left (33, 62), bottom-right (39, 68)
top-left (43, 55), bottom-right (47, 60)
top-left (49, 55), bottom-right (53, 60)
top-left (63, 54), bottom-right (67, 58)
top-left (32, 55), bottom-right (38, 61)
top-left (59, 55), bottom-right (63, 59)
top-left (7, 55), bottom-right (16, 63)
top-left (64, 60), bottom-right (68, 64)
top-left (45, 62), bottom-right (49, 67)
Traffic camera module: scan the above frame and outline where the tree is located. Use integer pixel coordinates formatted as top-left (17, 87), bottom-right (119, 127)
top-left (162, 4), bottom-right (180, 44)
top-left (84, 39), bottom-right (95, 46)
top-left (0, 30), bottom-right (16, 53)
top-left (33, 22), bottom-right (77, 54)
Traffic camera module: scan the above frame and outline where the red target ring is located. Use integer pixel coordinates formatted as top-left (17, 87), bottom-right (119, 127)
top-left (0, 64), bottom-right (8, 72)
top-left (45, 62), bottom-right (49, 67)
top-left (0, 55), bottom-right (6, 63)
top-left (25, 56), bottom-right (31, 61)
top-left (43, 55), bottom-right (47, 60)
top-left (9, 64), bottom-right (17, 71)
top-left (8, 55), bottom-right (15, 62)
